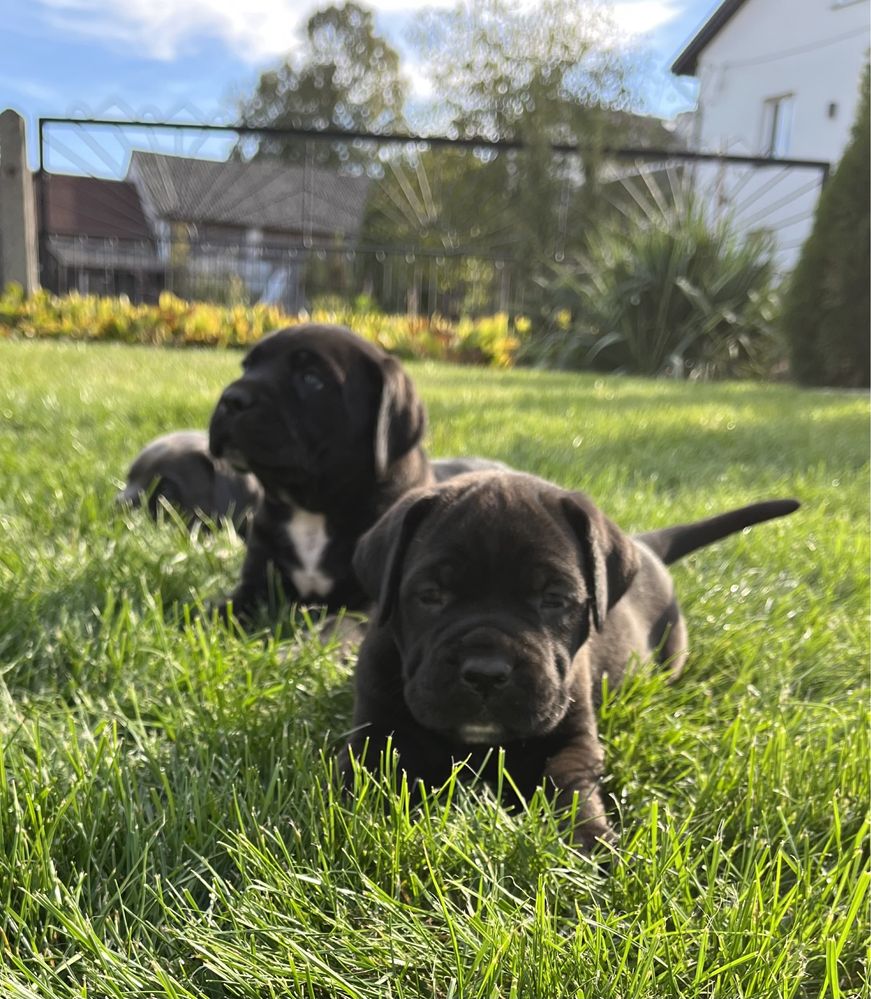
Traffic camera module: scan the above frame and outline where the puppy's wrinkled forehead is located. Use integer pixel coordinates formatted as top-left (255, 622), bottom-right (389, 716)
top-left (242, 325), bottom-right (383, 380)
top-left (406, 475), bottom-right (579, 584)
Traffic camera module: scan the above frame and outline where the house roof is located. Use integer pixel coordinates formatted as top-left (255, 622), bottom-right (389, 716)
top-left (47, 235), bottom-right (164, 271)
top-left (671, 0), bottom-right (749, 76)
top-left (128, 151), bottom-right (371, 239)
top-left (40, 174), bottom-right (153, 240)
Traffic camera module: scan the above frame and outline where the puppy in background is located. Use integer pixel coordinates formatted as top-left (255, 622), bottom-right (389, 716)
top-left (208, 323), bottom-right (506, 620)
top-left (340, 470), bottom-right (799, 850)
top-left (117, 430), bottom-right (262, 534)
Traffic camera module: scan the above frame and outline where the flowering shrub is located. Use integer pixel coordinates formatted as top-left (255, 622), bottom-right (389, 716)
top-left (0, 285), bottom-right (523, 367)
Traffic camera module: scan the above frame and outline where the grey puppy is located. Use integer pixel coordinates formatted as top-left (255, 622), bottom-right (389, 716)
top-left (117, 430), bottom-right (263, 533)
top-left (341, 470), bottom-right (799, 850)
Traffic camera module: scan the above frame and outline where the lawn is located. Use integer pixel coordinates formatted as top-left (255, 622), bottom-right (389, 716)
top-left (0, 339), bottom-right (868, 998)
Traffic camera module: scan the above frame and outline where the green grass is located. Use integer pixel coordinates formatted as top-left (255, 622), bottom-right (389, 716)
top-left (0, 339), bottom-right (868, 998)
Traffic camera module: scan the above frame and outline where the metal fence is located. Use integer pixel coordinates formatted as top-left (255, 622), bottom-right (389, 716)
top-left (35, 115), bottom-right (830, 317)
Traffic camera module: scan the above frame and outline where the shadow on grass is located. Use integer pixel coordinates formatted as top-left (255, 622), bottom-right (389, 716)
top-left (438, 406), bottom-right (868, 494)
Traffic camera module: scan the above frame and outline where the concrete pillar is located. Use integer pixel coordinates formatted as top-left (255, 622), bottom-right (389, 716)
top-left (0, 109), bottom-right (39, 293)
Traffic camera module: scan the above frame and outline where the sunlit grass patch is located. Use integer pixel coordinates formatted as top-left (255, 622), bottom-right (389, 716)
top-left (0, 339), bottom-right (867, 997)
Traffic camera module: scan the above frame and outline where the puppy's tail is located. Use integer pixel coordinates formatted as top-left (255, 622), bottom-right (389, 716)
top-left (636, 499), bottom-right (800, 566)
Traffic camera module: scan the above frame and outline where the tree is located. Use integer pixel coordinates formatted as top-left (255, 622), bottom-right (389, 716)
top-left (783, 64), bottom-right (870, 388)
top-left (411, 0), bottom-right (634, 139)
top-left (399, 0), bottom-right (646, 301)
top-left (238, 2), bottom-right (407, 165)
top-left (357, 145), bottom-right (516, 315)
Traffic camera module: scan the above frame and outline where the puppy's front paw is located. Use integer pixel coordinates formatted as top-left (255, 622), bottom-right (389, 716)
top-left (569, 812), bottom-right (617, 853)
top-left (552, 782), bottom-right (616, 854)
top-left (178, 598), bottom-right (229, 630)
top-left (204, 591), bottom-right (260, 628)
top-left (197, 599), bottom-right (235, 626)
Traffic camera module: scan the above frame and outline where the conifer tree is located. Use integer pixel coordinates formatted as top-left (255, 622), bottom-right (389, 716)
top-left (784, 64), bottom-right (870, 387)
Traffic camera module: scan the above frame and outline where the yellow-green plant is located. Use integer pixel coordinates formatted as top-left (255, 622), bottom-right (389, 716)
top-left (0, 286), bottom-right (526, 366)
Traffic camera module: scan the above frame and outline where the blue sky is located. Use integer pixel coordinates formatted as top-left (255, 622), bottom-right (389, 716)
top-left (3, 0), bottom-right (716, 173)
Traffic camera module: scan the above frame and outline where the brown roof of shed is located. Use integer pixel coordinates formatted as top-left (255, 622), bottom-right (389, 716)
top-left (40, 174), bottom-right (153, 240)
top-left (672, 0), bottom-right (749, 76)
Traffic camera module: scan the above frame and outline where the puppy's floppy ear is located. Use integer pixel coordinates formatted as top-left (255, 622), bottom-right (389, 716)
top-left (353, 488), bottom-right (439, 625)
top-left (560, 492), bottom-right (640, 630)
top-left (373, 355), bottom-right (427, 478)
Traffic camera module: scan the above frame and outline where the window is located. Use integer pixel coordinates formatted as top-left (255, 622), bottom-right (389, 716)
top-left (761, 94), bottom-right (794, 158)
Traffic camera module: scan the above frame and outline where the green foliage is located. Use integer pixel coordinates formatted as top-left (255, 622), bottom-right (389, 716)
top-left (238, 2), bottom-right (406, 164)
top-left (783, 64), bottom-right (870, 388)
top-left (412, 0), bottom-right (634, 141)
top-left (407, 1), bottom-right (636, 274)
top-left (235, 0), bottom-right (670, 315)
top-left (523, 185), bottom-right (783, 379)
top-left (0, 286), bottom-right (522, 366)
top-left (0, 340), bottom-right (868, 996)
top-left (356, 0), bottom-right (664, 309)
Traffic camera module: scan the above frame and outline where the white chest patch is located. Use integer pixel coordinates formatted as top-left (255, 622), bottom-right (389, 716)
top-left (285, 508), bottom-right (333, 598)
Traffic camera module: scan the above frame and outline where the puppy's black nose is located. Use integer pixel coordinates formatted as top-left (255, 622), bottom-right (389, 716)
top-left (219, 384), bottom-right (253, 413)
top-left (460, 655), bottom-right (512, 695)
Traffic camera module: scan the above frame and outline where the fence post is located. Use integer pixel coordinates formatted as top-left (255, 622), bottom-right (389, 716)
top-left (0, 109), bottom-right (39, 294)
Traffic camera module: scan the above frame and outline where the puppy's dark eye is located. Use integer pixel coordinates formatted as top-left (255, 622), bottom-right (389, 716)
top-left (417, 586), bottom-right (449, 608)
top-left (294, 368), bottom-right (325, 393)
top-left (539, 592), bottom-right (571, 611)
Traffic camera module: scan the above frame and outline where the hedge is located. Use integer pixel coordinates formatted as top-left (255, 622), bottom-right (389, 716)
top-left (0, 285), bottom-right (524, 368)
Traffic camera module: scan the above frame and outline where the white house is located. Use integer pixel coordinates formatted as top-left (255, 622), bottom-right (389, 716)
top-left (672, 0), bottom-right (869, 267)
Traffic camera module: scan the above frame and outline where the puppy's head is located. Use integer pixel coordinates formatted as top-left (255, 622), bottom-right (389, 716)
top-left (117, 430), bottom-right (262, 530)
top-left (353, 471), bottom-right (639, 744)
top-left (208, 325), bottom-right (425, 502)
top-left (118, 430), bottom-right (217, 521)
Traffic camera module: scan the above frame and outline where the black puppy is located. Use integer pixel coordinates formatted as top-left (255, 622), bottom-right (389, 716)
top-left (209, 323), bottom-right (430, 616)
top-left (117, 430), bottom-right (262, 533)
top-left (341, 470), bottom-right (799, 850)
top-left (209, 323), bottom-right (506, 619)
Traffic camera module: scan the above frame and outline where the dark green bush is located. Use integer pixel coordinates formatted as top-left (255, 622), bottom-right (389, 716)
top-left (522, 186), bottom-right (783, 379)
top-left (783, 65), bottom-right (870, 388)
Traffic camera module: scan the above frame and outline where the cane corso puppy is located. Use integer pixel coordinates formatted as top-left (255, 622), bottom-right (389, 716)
top-left (208, 323), bottom-right (504, 620)
top-left (117, 430), bottom-right (262, 533)
top-left (340, 470), bottom-right (799, 850)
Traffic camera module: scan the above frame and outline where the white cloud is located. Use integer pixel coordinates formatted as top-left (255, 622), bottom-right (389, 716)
top-left (612, 1), bottom-right (681, 37)
top-left (37, 0), bottom-right (307, 62)
top-left (36, 0), bottom-right (674, 64)
top-left (33, 0), bottom-right (456, 63)
top-left (361, 0), bottom-right (455, 9)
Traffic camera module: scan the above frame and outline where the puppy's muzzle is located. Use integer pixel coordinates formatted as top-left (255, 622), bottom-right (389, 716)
top-left (210, 383), bottom-right (254, 460)
top-left (215, 383), bottom-right (254, 418)
top-left (114, 485), bottom-right (143, 511)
